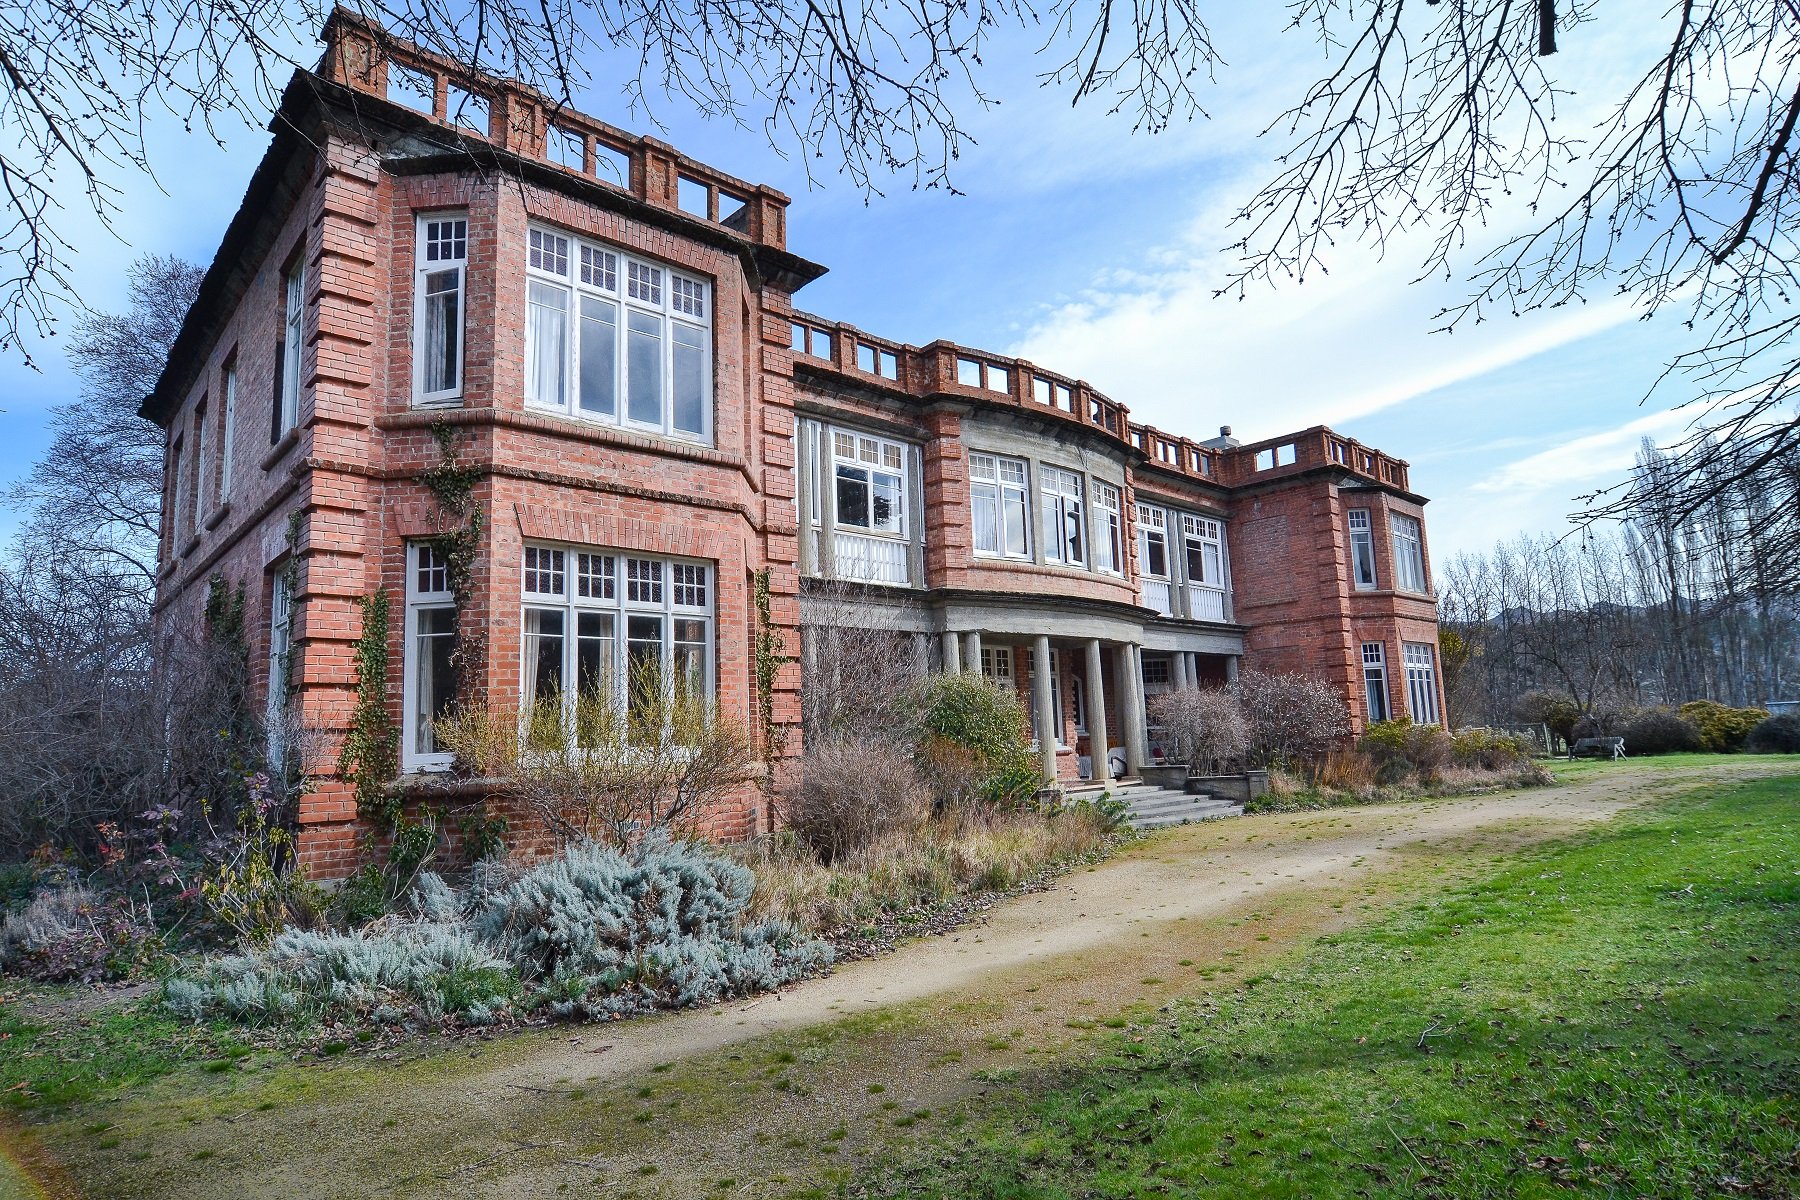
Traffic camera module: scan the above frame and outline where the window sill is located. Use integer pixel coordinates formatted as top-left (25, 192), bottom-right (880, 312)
top-left (204, 502), bottom-right (232, 531)
top-left (521, 403), bottom-right (712, 451)
top-left (177, 533), bottom-right (202, 560)
top-left (382, 408), bottom-right (739, 471)
top-left (262, 427), bottom-right (300, 471)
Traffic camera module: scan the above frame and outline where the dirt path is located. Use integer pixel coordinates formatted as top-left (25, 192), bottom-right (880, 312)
top-left (26, 761), bottom-right (1784, 1199)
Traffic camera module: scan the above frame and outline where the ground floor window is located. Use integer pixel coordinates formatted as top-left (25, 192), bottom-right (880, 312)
top-left (1361, 642), bottom-right (1390, 723)
top-left (1403, 641), bottom-right (1438, 725)
top-left (980, 644), bottom-right (1013, 682)
top-left (266, 572), bottom-right (293, 768)
top-left (520, 543), bottom-right (713, 745)
top-left (403, 543), bottom-right (457, 770)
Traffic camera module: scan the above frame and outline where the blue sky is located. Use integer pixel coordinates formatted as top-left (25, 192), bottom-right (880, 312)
top-left (0, 2), bottom-right (1697, 559)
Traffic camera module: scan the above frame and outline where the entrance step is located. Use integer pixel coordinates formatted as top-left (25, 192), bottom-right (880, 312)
top-left (1108, 782), bottom-right (1243, 831)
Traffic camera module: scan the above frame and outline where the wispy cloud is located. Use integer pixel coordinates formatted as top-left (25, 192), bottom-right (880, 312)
top-left (1469, 406), bottom-right (1698, 496)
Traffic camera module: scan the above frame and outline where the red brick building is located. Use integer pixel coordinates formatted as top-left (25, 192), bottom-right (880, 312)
top-left (145, 13), bottom-right (1443, 876)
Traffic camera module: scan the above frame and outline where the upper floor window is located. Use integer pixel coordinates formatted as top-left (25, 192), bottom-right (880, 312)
top-left (1092, 481), bottom-right (1122, 574)
top-left (191, 402), bottom-right (209, 534)
top-left (792, 323), bottom-right (833, 361)
top-left (1181, 514), bottom-right (1225, 588)
top-left (219, 361), bottom-right (237, 499)
top-left (403, 544), bottom-right (457, 771)
top-left (1136, 503), bottom-right (1169, 579)
top-left (275, 256), bottom-right (304, 440)
top-left (969, 452), bottom-right (1030, 559)
top-left (1040, 465), bottom-right (1085, 567)
top-left (1032, 375), bottom-right (1075, 412)
top-left (525, 226), bottom-right (711, 443)
top-left (831, 430), bottom-right (906, 537)
top-left (414, 214), bottom-right (468, 405)
top-left (1348, 509), bottom-right (1377, 589)
top-left (854, 341), bottom-right (899, 379)
top-left (1391, 513), bottom-right (1428, 593)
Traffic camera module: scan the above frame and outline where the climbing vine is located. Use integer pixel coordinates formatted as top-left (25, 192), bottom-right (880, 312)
top-left (338, 590), bottom-right (401, 830)
top-left (752, 568), bottom-right (791, 780)
top-left (418, 420), bottom-right (487, 703)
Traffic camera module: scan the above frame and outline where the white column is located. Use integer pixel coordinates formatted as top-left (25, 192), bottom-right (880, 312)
top-left (1085, 639), bottom-right (1110, 781)
top-left (1118, 644), bottom-right (1148, 774)
top-left (941, 630), bottom-right (961, 674)
top-left (1226, 654), bottom-right (1240, 683)
top-left (1032, 635), bottom-right (1057, 784)
top-left (797, 421), bottom-right (817, 577)
top-left (964, 629), bottom-right (983, 674)
top-left (819, 429), bottom-right (838, 579)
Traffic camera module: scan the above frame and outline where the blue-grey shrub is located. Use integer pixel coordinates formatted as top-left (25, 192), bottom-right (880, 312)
top-left (165, 834), bottom-right (830, 1026)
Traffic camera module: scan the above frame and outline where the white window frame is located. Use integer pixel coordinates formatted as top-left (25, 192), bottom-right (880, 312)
top-left (1391, 513), bottom-right (1428, 594)
top-left (1136, 503), bottom-right (1169, 579)
top-left (191, 402), bottom-right (209, 534)
top-left (969, 453), bottom-right (1031, 559)
top-left (1180, 513), bottom-right (1226, 587)
top-left (413, 213), bottom-right (468, 406)
top-left (278, 258), bottom-right (304, 437)
top-left (980, 645), bottom-right (1013, 681)
top-left (266, 571), bottom-right (293, 769)
top-left (1040, 465), bottom-right (1086, 567)
top-left (827, 428), bottom-right (908, 539)
top-left (1348, 509), bottom-right (1378, 590)
top-left (1361, 642), bottom-right (1390, 724)
top-left (1403, 642), bottom-right (1439, 725)
top-left (1092, 481), bottom-right (1123, 574)
top-left (518, 543), bottom-right (714, 742)
top-left (219, 362), bottom-right (236, 499)
top-left (525, 224), bottom-right (713, 445)
top-left (403, 543), bottom-right (458, 771)
top-left (169, 435), bottom-right (186, 548)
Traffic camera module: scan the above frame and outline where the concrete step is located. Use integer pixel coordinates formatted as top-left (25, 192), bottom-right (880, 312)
top-left (1119, 784), bottom-right (1243, 830)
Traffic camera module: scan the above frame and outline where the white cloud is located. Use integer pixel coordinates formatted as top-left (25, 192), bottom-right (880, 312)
top-left (1468, 406), bottom-right (1697, 496)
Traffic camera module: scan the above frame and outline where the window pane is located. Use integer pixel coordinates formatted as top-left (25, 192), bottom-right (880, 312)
top-left (578, 295), bottom-right (617, 417)
top-left (972, 489), bottom-right (999, 554)
top-left (522, 607), bottom-right (566, 717)
top-left (1042, 495), bottom-right (1063, 562)
top-left (856, 343), bottom-right (876, 372)
top-left (673, 618), bottom-right (707, 703)
top-left (626, 614), bottom-right (664, 738)
top-left (1144, 532), bottom-right (1168, 578)
top-left (672, 323), bottom-right (705, 434)
top-left (957, 358), bottom-right (982, 387)
top-left (1003, 492), bottom-right (1029, 556)
top-left (835, 466), bottom-right (871, 529)
top-left (627, 309), bottom-right (663, 424)
top-left (574, 611), bottom-right (615, 746)
top-left (415, 607), bottom-right (457, 754)
top-left (871, 472), bottom-right (902, 533)
top-left (1064, 501), bottom-right (1084, 563)
top-left (423, 268), bottom-right (461, 394)
top-left (527, 281), bottom-right (568, 407)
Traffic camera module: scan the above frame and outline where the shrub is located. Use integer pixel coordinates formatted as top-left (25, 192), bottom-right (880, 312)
top-left (1513, 691), bottom-right (1583, 753)
top-left (1361, 720), bottom-right (1452, 775)
top-left (1146, 689), bottom-right (1247, 771)
top-left (0, 886), bottom-right (159, 983)
top-left (433, 655), bottom-right (756, 848)
top-left (1677, 701), bottom-right (1769, 753)
top-left (1230, 671), bottom-right (1351, 768)
top-left (913, 673), bottom-right (1040, 805)
top-left (1746, 712), bottom-right (1800, 754)
top-left (1310, 748), bottom-right (1377, 791)
top-left (167, 835), bottom-right (832, 1026)
top-left (1449, 727), bottom-right (1534, 770)
top-left (777, 739), bottom-right (931, 864)
top-left (1621, 708), bottom-right (1704, 755)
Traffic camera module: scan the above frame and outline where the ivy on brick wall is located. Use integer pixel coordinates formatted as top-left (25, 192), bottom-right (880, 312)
top-left (419, 420), bottom-right (487, 704)
top-left (752, 568), bottom-right (790, 778)
top-left (338, 590), bottom-right (401, 831)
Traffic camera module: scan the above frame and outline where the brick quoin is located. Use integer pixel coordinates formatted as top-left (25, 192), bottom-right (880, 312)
top-left (145, 12), bottom-right (1444, 880)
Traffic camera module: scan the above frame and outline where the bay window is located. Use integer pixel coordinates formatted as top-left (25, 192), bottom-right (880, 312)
top-left (525, 225), bottom-right (711, 442)
top-left (403, 544), bottom-right (457, 770)
top-left (1181, 514), bottom-right (1225, 587)
top-left (1348, 509), bottom-right (1377, 589)
top-left (414, 214), bottom-right (467, 404)
top-left (970, 453), bottom-right (1031, 558)
top-left (1092, 481), bottom-right (1122, 574)
top-left (1391, 514), bottom-right (1428, 593)
top-left (1403, 641), bottom-right (1439, 725)
top-left (1040, 466), bottom-right (1086, 566)
top-left (520, 544), bottom-right (713, 745)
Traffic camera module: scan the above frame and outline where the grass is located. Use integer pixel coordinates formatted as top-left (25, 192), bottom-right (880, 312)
top-left (0, 991), bottom-right (257, 1113)
top-left (858, 771), bottom-right (1800, 1198)
top-left (1550, 750), bottom-right (1800, 785)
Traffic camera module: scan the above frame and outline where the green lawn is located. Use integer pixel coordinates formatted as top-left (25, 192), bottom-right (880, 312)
top-left (860, 771), bottom-right (1800, 1198)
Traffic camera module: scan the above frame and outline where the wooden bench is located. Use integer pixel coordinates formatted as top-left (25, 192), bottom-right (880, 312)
top-left (1570, 736), bottom-right (1626, 761)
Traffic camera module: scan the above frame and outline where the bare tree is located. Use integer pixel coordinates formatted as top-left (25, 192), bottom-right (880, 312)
top-left (7, 255), bottom-right (202, 597)
top-left (798, 579), bottom-right (930, 748)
